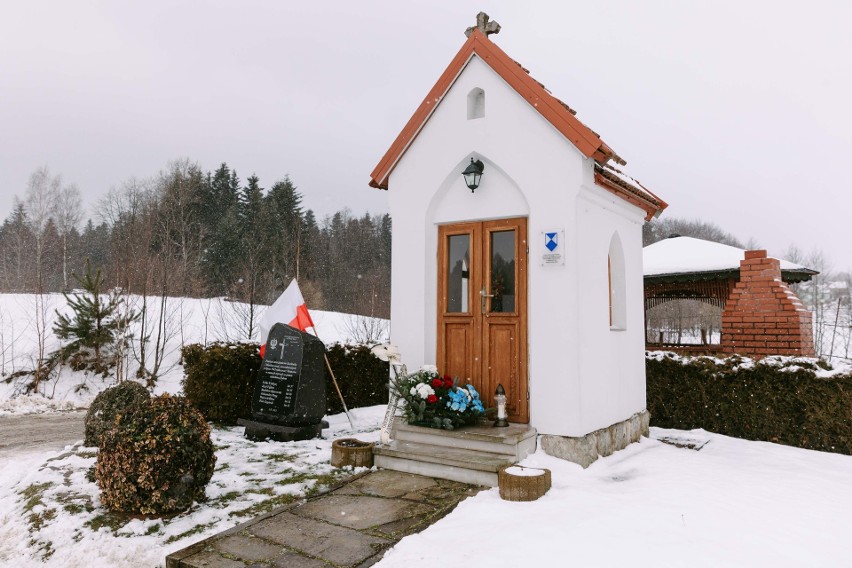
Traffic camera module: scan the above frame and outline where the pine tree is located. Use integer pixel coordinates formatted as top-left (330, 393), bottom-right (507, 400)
top-left (265, 176), bottom-right (304, 283)
top-left (53, 258), bottom-right (138, 373)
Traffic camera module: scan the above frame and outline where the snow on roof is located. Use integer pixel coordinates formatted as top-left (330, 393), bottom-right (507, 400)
top-left (594, 161), bottom-right (666, 218)
top-left (643, 236), bottom-right (810, 277)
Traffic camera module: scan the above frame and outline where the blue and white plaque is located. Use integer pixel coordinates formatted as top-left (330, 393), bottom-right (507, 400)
top-left (541, 229), bottom-right (565, 266)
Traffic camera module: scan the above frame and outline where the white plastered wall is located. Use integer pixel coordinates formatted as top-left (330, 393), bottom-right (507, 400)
top-left (386, 54), bottom-right (647, 437)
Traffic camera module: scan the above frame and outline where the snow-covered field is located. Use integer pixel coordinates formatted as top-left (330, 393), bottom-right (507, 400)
top-left (0, 293), bottom-right (386, 415)
top-left (1, 293), bottom-right (851, 567)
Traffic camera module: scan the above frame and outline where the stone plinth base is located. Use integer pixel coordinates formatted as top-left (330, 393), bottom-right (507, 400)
top-left (540, 410), bottom-right (650, 468)
top-left (239, 419), bottom-right (328, 442)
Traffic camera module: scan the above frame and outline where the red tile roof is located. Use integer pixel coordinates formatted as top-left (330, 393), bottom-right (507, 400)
top-left (368, 29), bottom-right (666, 219)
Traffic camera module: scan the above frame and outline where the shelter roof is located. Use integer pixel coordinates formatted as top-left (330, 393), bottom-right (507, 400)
top-left (368, 29), bottom-right (667, 219)
top-left (643, 236), bottom-right (817, 283)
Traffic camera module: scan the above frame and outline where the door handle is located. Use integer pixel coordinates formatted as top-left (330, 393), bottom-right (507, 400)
top-left (480, 287), bottom-right (494, 314)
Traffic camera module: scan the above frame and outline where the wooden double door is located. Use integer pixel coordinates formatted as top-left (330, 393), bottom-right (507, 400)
top-left (437, 217), bottom-right (528, 423)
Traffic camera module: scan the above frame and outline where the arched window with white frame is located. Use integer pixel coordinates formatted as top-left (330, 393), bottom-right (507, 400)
top-left (608, 233), bottom-right (626, 330)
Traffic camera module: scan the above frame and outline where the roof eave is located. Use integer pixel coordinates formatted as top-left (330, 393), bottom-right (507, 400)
top-left (368, 28), bottom-right (621, 190)
top-left (644, 267), bottom-right (818, 284)
top-left (593, 171), bottom-right (666, 222)
top-left (369, 34), bottom-right (478, 190)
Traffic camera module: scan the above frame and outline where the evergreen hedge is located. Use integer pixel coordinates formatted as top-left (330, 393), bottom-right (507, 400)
top-left (181, 341), bottom-right (389, 424)
top-left (324, 343), bottom-right (390, 414)
top-left (181, 342), bottom-right (260, 425)
top-left (646, 354), bottom-right (852, 455)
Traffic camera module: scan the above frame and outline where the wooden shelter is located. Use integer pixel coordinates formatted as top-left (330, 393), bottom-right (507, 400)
top-left (643, 236), bottom-right (817, 356)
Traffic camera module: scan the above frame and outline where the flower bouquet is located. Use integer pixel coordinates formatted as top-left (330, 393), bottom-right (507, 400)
top-left (392, 365), bottom-right (485, 430)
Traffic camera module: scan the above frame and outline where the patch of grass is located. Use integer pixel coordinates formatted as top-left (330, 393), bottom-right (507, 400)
top-left (215, 462), bottom-right (231, 472)
top-left (85, 512), bottom-right (128, 532)
top-left (273, 471), bottom-right (344, 495)
top-left (29, 537), bottom-right (54, 561)
top-left (248, 487), bottom-right (275, 496)
top-left (216, 491), bottom-right (242, 502)
top-left (77, 451), bottom-right (98, 459)
top-left (55, 491), bottom-right (95, 516)
top-left (262, 452), bottom-right (299, 463)
top-left (145, 523), bottom-right (163, 536)
top-left (305, 472), bottom-right (346, 497)
top-left (230, 494), bottom-right (300, 518)
top-left (163, 522), bottom-right (217, 544)
top-left (28, 507), bottom-right (57, 531)
top-left (19, 482), bottom-right (53, 512)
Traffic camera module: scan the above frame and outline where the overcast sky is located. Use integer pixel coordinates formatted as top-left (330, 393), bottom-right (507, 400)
top-left (2, 1), bottom-right (851, 272)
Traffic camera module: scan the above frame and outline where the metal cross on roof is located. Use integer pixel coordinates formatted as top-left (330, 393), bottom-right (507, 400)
top-left (465, 12), bottom-right (501, 38)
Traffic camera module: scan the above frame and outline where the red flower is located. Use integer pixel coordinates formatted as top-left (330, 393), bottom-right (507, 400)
top-left (431, 378), bottom-right (443, 389)
top-left (426, 394), bottom-right (438, 404)
top-left (443, 375), bottom-right (454, 388)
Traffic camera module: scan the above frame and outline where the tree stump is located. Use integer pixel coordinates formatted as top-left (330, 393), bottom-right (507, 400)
top-left (498, 465), bottom-right (551, 501)
top-left (331, 438), bottom-right (375, 468)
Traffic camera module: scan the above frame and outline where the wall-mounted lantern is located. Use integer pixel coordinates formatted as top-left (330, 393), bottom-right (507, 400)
top-left (462, 158), bottom-right (485, 192)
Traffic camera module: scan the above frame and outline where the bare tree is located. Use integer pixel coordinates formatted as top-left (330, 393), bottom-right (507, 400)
top-left (643, 216), bottom-right (746, 248)
top-left (785, 245), bottom-right (833, 356)
top-left (342, 314), bottom-right (390, 345)
top-left (55, 183), bottom-right (83, 290)
top-left (155, 160), bottom-right (206, 296)
top-left (25, 165), bottom-right (61, 292)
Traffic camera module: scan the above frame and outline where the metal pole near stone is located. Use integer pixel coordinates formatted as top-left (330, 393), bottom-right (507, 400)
top-left (323, 353), bottom-right (356, 429)
top-left (307, 326), bottom-right (355, 429)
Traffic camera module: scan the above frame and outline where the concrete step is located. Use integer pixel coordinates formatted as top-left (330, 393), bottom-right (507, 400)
top-left (373, 440), bottom-right (515, 487)
top-left (391, 420), bottom-right (537, 460)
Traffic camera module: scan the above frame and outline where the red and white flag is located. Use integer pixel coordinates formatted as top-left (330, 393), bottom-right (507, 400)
top-left (259, 279), bottom-right (315, 357)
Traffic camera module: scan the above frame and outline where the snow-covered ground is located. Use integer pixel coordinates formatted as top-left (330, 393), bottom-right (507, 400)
top-left (2, 293), bottom-right (851, 567)
top-left (0, 406), bottom-right (385, 567)
top-left (378, 428), bottom-right (852, 567)
top-left (2, 417), bottom-right (851, 567)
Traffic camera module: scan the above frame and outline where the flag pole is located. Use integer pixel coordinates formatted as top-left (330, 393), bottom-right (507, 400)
top-left (264, 278), bottom-right (356, 430)
top-left (306, 324), bottom-right (356, 430)
top-left (322, 352), bottom-right (356, 429)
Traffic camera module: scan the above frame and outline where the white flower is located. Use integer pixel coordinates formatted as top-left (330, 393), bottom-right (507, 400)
top-left (420, 364), bottom-right (438, 375)
top-left (409, 387), bottom-right (417, 396)
top-left (414, 383), bottom-right (435, 399)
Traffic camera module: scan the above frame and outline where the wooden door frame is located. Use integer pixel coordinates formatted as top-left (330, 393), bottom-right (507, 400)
top-left (436, 217), bottom-right (529, 423)
top-left (436, 222), bottom-right (481, 391)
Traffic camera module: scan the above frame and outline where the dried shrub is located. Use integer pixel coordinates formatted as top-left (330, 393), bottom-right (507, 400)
top-left (95, 394), bottom-right (216, 515)
top-left (84, 381), bottom-right (150, 447)
top-left (646, 354), bottom-right (852, 455)
top-left (181, 342), bottom-right (260, 425)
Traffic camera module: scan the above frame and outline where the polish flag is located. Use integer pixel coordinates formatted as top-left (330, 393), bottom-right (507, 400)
top-left (259, 279), bottom-right (315, 357)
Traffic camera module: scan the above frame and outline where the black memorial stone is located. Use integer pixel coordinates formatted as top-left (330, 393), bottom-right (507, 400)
top-left (239, 323), bottom-right (328, 442)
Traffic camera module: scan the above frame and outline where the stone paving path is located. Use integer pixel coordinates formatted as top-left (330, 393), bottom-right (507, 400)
top-left (166, 470), bottom-right (482, 567)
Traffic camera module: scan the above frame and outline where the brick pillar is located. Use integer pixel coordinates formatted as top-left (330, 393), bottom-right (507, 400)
top-left (721, 250), bottom-right (815, 357)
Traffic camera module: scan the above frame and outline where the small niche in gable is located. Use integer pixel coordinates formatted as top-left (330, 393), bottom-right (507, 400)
top-left (467, 87), bottom-right (485, 119)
